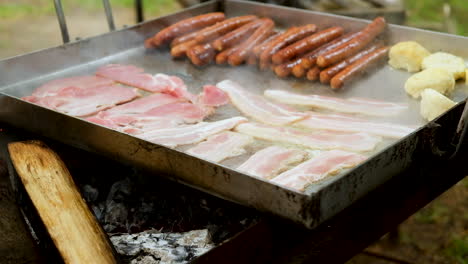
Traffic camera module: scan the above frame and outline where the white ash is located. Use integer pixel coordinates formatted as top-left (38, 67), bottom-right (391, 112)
top-left (110, 229), bottom-right (214, 264)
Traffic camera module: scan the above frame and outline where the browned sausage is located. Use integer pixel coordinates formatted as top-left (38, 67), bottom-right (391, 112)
top-left (273, 59), bottom-right (303, 78)
top-left (228, 19), bottom-right (275, 66)
top-left (186, 43), bottom-right (216, 66)
top-left (151, 12), bottom-right (225, 47)
top-left (271, 26), bottom-right (344, 65)
top-left (292, 64), bottom-right (307, 78)
top-left (170, 39), bottom-right (198, 58)
top-left (306, 66), bottom-right (321, 81)
top-left (171, 30), bottom-right (199, 47)
top-left (252, 31), bottom-right (284, 57)
top-left (194, 15), bottom-right (257, 43)
top-left (259, 24), bottom-right (317, 70)
top-left (215, 46), bottom-right (239, 64)
top-left (317, 17), bottom-right (386, 68)
top-left (300, 31), bottom-right (360, 69)
top-left (212, 19), bottom-right (265, 51)
top-left (320, 42), bottom-right (382, 84)
top-left (330, 46), bottom-right (389, 89)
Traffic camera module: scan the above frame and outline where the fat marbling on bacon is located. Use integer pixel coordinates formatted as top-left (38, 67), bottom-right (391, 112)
top-left (24, 84), bottom-right (140, 117)
top-left (235, 122), bottom-right (381, 152)
top-left (263, 90), bottom-right (407, 116)
top-left (217, 80), bottom-right (308, 125)
top-left (237, 146), bottom-right (308, 179)
top-left (295, 112), bottom-right (415, 139)
top-left (96, 64), bottom-right (196, 101)
top-left (30, 75), bottom-right (115, 97)
top-left (136, 116), bottom-right (247, 148)
top-left (186, 131), bottom-right (253, 162)
top-left (271, 150), bottom-right (367, 192)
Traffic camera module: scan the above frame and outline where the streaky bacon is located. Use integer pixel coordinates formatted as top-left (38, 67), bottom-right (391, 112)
top-left (235, 122), bottom-right (381, 152)
top-left (96, 64), bottom-right (196, 101)
top-left (186, 131), bottom-right (253, 162)
top-left (104, 93), bottom-right (184, 115)
top-left (144, 102), bottom-right (213, 123)
top-left (217, 80), bottom-right (308, 125)
top-left (137, 116), bottom-right (248, 148)
top-left (198, 85), bottom-right (229, 107)
top-left (263, 90), bottom-right (407, 116)
top-left (31, 75), bottom-right (114, 97)
top-left (271, 150), bottom-right (366, 191)
top-left (238, 146), bottom-right (308, 179)
top-left (28, 85), bottom-right (140, 117)
top-left (296, 112), bottom-right (415, 138)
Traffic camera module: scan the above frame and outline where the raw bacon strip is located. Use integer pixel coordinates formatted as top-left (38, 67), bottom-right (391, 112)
top-left (186, 131), bottom-right (253, 162)
top-left (103, 93), bottom-right (184, 115)
top-left (137, 116), bottom-right (248, 148)
top-left (96, 64), bottom-right (195, 100)
top-left (295, 112), bottom-right (414, 138)
top-left (31, 75), bottom-right (114, 97)
top-left (238, 146), bottom-right (308, 179)
top-left (263, 90), bottom-right (407, 116)
top-left (197, 85), bottom-right (229, 107)
top-left (217, 80), bottom-right (308, 125)
top-left (271, 150), bottom-right (366, 192)
top-left (235, 122), bottom-right (381, 152)
top-left (30, 85), bottom-right (140, 117)
top-left (145, 102), bottom-right (213, 123)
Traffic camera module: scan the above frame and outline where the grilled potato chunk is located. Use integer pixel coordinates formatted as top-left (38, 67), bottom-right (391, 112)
top-left (422, 52), bottom-right (466, 80)
top-left (405, 68), bottom-right (454, 98)
top-left (388, 41), bottom-right (430, 72)
top-left (420, 89), bottom-right (456, 121)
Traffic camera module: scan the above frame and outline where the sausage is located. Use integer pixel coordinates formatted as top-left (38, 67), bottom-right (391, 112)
top-left (212, 19), bottom-right (265, 51)
top-left (228, 18), bottom-right (275, 66)
top-left (299, 32), bottom-right (360, 69)
top-left (259, 24), bottom-right (317, 70)
top-left (215, 46), bottom-right (239, 64)
top-left (319, 42), bottom-right (382, 84)
top-left (170, 39), bottom-right (198, 58)
top-left (273, 59), bottom-right (303, 78)
top-left (252, 31), bottom-right (283, 57)
top-left (330, 46), bottom-right (389, 89)
top-left (306, 66), bottom-right (321, 81)
top-left (271, 26), bottom-right (344, 65)
top-left (247, 53), bottom-right (258, 65)
top-left (317, 17), bottom-right (386, 68)
top-left (171, 30), bottom-right (199, 47)
top-left (194, 15), bottom-right (257, 43)
top-left (292, 64), bottom-right (307, 78)
top-left (186, 43), bottom-right (217, 66)
top-left (151, 12), bottom-right (225, 47)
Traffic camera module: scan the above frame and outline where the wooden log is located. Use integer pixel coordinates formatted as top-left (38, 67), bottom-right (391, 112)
top-left (8, 140), bottom-right (117, 264)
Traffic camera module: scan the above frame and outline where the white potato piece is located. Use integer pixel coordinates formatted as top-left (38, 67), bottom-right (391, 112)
top-left (420, 89), bottom-right (456, 121)
top-left (466, 69), bottom-right (468, 85)
top-left (422, 52), bottom-right (466, 80)
top-left (404, 68), bottom-right (454, 98)
top-left (388, 41), bottom-right (431, 72)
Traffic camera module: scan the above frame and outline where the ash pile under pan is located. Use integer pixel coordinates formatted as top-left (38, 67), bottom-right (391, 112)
top-left (76, 162), bottom-right (258, 264)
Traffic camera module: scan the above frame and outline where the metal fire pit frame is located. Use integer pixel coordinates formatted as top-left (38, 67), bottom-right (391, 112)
top-left (0, 0), bottom-right (467, 229)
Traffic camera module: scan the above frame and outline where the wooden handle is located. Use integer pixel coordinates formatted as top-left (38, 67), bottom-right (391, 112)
top-left (8, 141), bottom-right (117, 264)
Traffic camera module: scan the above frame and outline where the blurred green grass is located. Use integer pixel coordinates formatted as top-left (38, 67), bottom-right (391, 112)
top-left (0, 0), bottom-right (179, 19)
top-left (405, 0), bottom-right (468, 36)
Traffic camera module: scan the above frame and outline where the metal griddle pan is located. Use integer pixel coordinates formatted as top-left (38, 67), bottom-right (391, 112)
top-left (0, 0), bottom-right (467, 229)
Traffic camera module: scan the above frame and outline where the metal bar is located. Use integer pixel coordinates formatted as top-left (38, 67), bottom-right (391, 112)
top-left (102, 0), bottom-right (116, 31)
top-left (135, 0), bottom-right (144, 23)
top-left (53, 0), bottom-right (70, 44)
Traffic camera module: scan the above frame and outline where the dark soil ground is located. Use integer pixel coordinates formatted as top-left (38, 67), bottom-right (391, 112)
top-left (0, 2), bottom-right (467, 263)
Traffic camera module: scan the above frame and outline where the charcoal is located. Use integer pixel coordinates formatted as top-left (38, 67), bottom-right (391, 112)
top-left (81, 184), bottom-right (99, 202)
